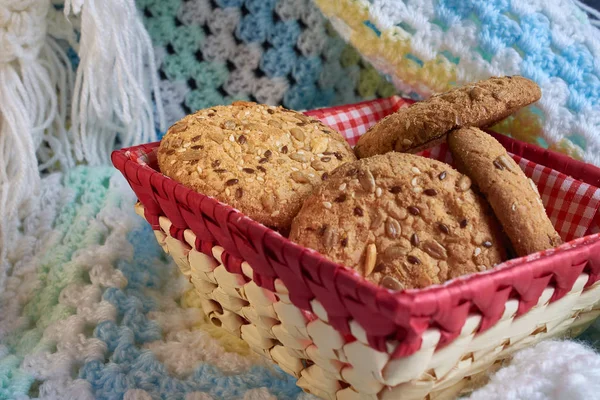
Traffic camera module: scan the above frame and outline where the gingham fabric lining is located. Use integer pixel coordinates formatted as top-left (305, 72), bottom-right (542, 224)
top-left (305, 95), bottom-right (411, 147)
top-left (129, 98), bottom-right (600, 243)
top-left (416, 143), bottom-right (600, 242)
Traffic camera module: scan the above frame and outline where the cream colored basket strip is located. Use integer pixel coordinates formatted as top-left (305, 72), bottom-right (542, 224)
top-left (135, 204), bottom-right (600, 400)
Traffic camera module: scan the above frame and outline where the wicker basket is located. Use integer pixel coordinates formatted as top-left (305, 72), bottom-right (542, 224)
top-left (112, 97), bottom-right (600, 400)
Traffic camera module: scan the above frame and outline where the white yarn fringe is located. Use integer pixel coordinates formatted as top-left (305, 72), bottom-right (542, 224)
top-left (64, 0), bottom-right (166, 166)
top-left (573, 0), bottom-right (600, 27)
top-left (0, 1), bottom-right (73, 290)
top-left (1, 0), bottom-right (164, 291)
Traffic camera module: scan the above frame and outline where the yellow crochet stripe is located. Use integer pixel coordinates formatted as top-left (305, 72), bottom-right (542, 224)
top-left (317, 0), bottom-right (456, 93)
top-left (315, 0), bottom-right (583, 160)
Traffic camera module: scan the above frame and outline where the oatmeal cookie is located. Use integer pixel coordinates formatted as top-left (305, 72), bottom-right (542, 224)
top-left (290, 152), bottom-right (507, 290)
top-left (158, 101), bottom-right (356, 229)
top-left (354, 76), bottom-right (541, 158)
top-left (448, 127), bottom-right (562, 256)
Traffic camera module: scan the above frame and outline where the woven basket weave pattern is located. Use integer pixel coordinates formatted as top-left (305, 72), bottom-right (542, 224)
top-left (113, 98), bottom-right (600, 398)
top-left (134, 202), bottom-right (600, 399)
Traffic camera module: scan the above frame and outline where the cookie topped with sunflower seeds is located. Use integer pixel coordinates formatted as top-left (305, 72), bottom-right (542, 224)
top-left (354, 76), bottom-right (541, 158)
top-left (289, 152), bottom-right (507, 290)
top-left (158, 101), bottom-right (356, 229)
top-left (448, 127), bottom-right (562, 257)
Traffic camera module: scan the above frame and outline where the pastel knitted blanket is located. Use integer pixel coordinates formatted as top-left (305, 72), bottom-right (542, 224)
top-left (0, 168), bottom-right (307, 399)
top-left (315, 0), bottom-right (600, 165)
top-left (1, 168), bottom-right (599, 399)
top-left (2, 0), bottom-right (600, 399)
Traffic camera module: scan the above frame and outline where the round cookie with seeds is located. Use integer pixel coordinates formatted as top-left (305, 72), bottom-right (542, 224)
top-left (448, 127), bottom-right (562, 256)
top-left (158, 101), bottom-right (356, 229)
top-left (354, 76), bottom-right (541, 158)
top-left (289, 152), bottom-right (507, 290)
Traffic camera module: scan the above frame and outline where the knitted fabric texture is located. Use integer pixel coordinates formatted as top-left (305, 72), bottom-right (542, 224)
top-left (467, 340), bottom-right (600, 399)
top-left (0, 167), bottom-right (598, 400)
top-left (137, 0), bottom-right (396, 128)
top-left (0, 0), bottom-right (163, 294)
top-left (314, 0), bottom-right (600, 166)
top-left (0, 168), bottom-right (313, 400)
top-left (2, 0), bottom-right (600, 399)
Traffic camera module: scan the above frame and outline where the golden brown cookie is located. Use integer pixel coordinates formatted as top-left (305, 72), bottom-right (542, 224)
top-left (448, 127), bottom-right (562, 256)
top-left (289, 152), bottom-right (507, 290)
top-left (354, 76), bottom-right (541, 158)
top-left (158, 101), bottom-right (356, 229)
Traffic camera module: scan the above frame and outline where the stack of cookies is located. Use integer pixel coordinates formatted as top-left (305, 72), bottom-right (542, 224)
top-left (158, 77), bottom-right (562, 292)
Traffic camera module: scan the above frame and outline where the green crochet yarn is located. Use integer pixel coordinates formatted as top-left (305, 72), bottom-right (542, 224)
top-left (171, 25), bottom-right (205, 55)
top-left (340, 46), bottom-right (362, 68)
top-left (138, 0), bottom-right (396, 129)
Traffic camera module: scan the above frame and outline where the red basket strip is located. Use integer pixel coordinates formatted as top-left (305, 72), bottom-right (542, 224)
top-left (113, 97), bottom-right (600, 360)
top-left (131, 140), bottom-right (600, 244)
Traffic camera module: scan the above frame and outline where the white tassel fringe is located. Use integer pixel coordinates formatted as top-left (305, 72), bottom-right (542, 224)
top-left (1, 0), bottom-right (164, 291)
top-left (64, 0), bottom-right (165, 166)
top-left (573, 0), bottom-right (600, 28)
top-left (0, 1), bottom-right (72, 289)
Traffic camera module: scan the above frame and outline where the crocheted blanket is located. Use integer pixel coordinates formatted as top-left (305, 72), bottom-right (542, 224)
top-left (314, 0), bottom-right (600, 166)
top-left (2, 0), bottom-right (600, 399)
top-left (140, 0), bottom-right (397, 127)
top-left (1, 168), bottom-right (309, 399)
top-left (1, 166), bottom-right (599, 400)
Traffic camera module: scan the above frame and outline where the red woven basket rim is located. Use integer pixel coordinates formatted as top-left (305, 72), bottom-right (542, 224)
top-left (111, 140), bottom-right (600, 288)
top-left (112, 99), bottom-right (600, 356)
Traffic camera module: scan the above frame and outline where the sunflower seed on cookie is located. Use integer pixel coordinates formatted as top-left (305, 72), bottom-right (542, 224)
top-left (289, 152), bottom-right (507, 290)
top-left (354, 76), bottom-right (541, 158)
top-left (158, 102), bottom-right (356, 229)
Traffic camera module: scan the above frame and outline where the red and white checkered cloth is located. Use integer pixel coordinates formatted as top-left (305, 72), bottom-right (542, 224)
top-left (306, 96), bottom-right (600, 242)
top-left (130, 96), bottom-right (600, 243)
top-left (306, 96), bottom-right (410, 147)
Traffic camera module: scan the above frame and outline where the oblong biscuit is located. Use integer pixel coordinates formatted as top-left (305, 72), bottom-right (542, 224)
top-left (448, 127), bottom-right (562, 256)
top-left (355, 76), bottom-right (541, 158)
